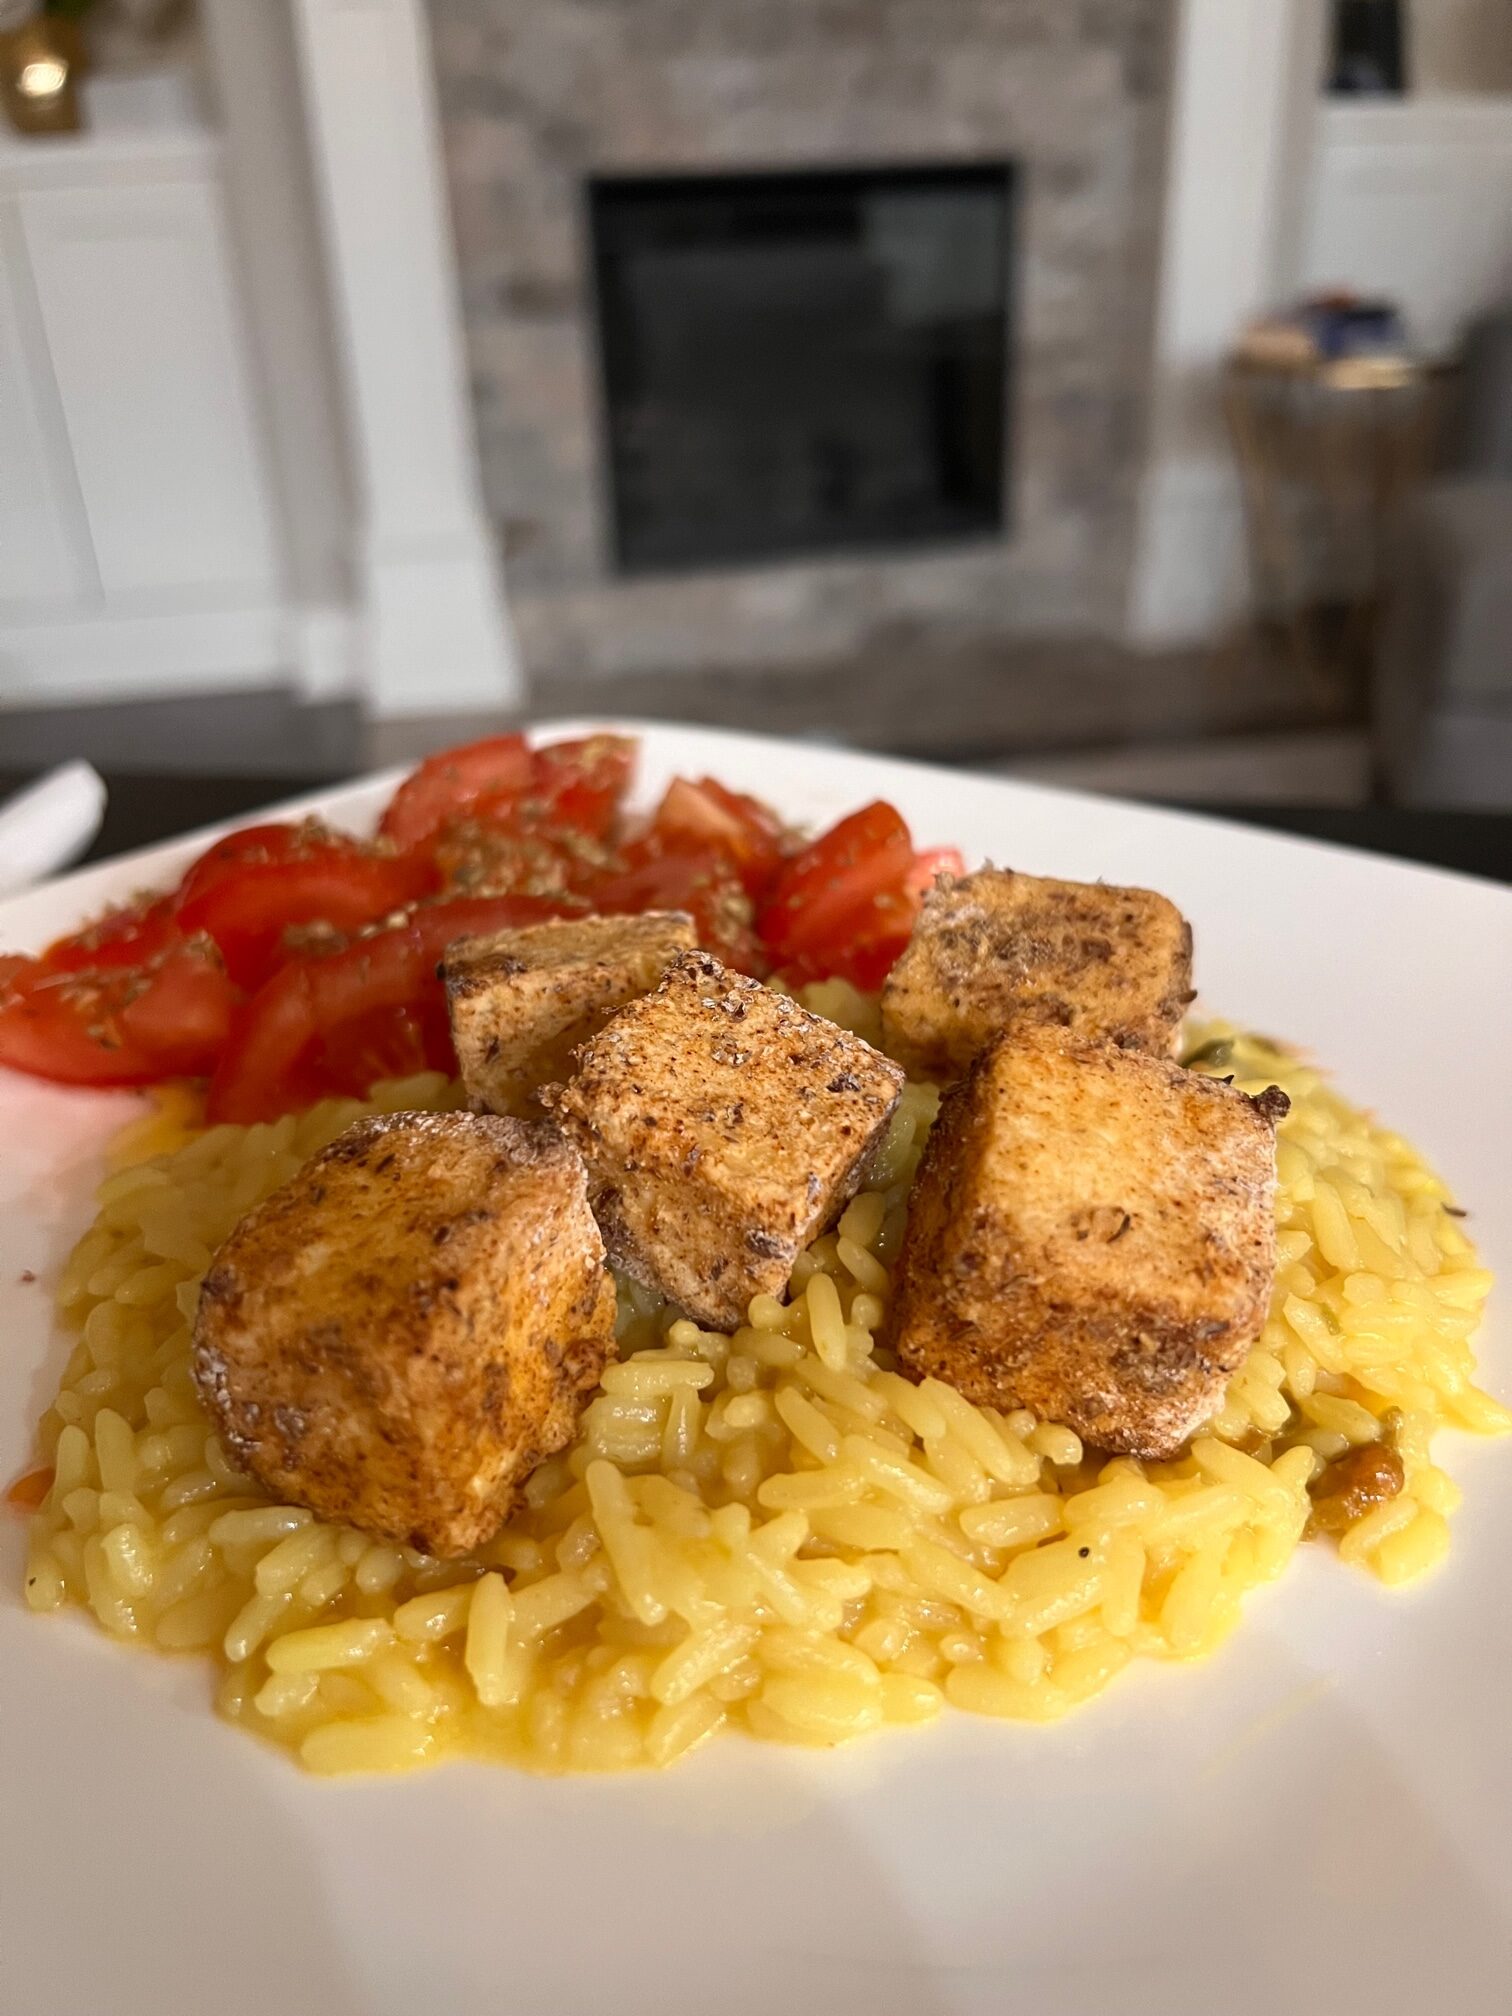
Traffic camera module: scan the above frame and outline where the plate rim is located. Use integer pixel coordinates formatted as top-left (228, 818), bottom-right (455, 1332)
top-left (3, 716), bottom-right (1508, 955)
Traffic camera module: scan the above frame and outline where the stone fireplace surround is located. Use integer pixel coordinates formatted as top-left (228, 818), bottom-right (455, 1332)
top-left (424, 1), bottom-right (1177, 689)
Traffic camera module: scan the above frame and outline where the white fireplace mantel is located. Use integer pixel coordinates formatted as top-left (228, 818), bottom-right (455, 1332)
top-left (309, 0), bottom-right (1330, 673)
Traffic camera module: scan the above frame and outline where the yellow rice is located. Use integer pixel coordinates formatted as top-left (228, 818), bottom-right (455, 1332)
top-left (20, 998), bottom-right (1506, 1776)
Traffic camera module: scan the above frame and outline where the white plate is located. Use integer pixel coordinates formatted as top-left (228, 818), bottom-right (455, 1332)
top-left (3, 721), bottom-right (1510, 2016)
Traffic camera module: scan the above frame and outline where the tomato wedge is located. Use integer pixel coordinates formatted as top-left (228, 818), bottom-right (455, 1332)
top-left (378, 733), bottom-right (636, 853)
top-left (905, 845), bottom-right (967, 895)
top-left (6, 1464), bottom-right (54, 1512)
top-left (757, 801), bottom-right (915, 965)
top-left (591, 837), bottom-right (765, 975)
top-left (379, 735), bottom-right (534, 851)
top-left (175, 821), bottom-right (433, 990)
top-left (780, 887), bottom-right (922, 992)
top-left (175, 824), bottom-right (301, 898)
top-left (117, 943), bottom-right (241, 1072)
top-left (649, 777), bottom-right (787, 898)
top-left (752, 803), bottom-right (959, 989)
top-left (0, 939), bottom-right (237, 1087)
top-left (431, 820), bottom-right (610, 904)
top-left (404, 893), bottom-right (586, 966)
top-left (205, 893), bottom-right (579, 1123)
top-left (525, 735), bottom-right (636, 841)
top-left (39, 896), bottom-right (181, 975)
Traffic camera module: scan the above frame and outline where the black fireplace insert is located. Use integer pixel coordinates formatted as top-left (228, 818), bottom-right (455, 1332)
top-left (588, 163), bottom-right (1016, 574)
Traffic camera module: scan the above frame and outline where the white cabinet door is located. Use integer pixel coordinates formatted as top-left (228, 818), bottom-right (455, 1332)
top-left (0, 201), bottom-right (96, 612)
top-left (1301, 102), bottom-right (1512, 357)
top-left (16, 177), bottom-right (282, 602)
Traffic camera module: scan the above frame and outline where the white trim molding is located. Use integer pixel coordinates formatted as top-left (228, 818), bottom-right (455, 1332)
top-left (1127, 460), bottom-right (1248, 647)
top-left (199, 0), bottom-right (357, 626)
top-left (0, 604), bottom-right (292, 705)
top-left (0, 599), bottom-right (360, 707)
top-left (290, 601), bottom-right (360, 702)
top-left (291, 0), bottom-right (522, 716)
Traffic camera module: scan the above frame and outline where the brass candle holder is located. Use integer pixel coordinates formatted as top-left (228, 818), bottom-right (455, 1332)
top-left (0, 15), bottom-right (87, 137)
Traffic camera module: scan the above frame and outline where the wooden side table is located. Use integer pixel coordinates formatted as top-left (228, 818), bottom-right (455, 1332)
top-left (1223, 352), bottom-right (1451, 689)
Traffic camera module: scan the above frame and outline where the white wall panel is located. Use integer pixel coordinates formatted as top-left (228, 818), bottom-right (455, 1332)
top-left (0, 202), bottom-right (96, 613)
top-left (1300, 99), bottom-right (1512, 355)
top-left (17, 177), bottom-right (281, 601)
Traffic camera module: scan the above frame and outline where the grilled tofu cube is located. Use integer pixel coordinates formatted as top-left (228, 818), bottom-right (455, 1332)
top-left (192, 1111), bottom-right (616, 1557)
top-left (444, 910), bottom-right (698, 1116)
top-left (541, 949), bottom-right (905, 1329)
top-left (891, 1028), bottom-right (1286, 1457)
top-left (881, 867), bottom-right (1193, 1079)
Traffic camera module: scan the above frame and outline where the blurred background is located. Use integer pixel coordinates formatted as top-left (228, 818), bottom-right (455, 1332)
top-left (0, 0), bottom-right (1509, 849)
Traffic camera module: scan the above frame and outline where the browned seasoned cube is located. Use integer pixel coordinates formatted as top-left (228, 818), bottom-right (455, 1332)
top-left (444, 910), bottom-right (697, 1116)
top-left (191, 1111), bottom-right (617, 1557)
top-left (881, 867), bottom-right (1193, 1079)
top-left (891, 1028), bottom-right (1286, 1457)
top-left (541, 950), bottom-right (905, 1329)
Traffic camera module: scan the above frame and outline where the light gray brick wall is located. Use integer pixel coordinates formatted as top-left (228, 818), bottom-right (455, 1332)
top-left (425, 0), bottom-right (1176, 684)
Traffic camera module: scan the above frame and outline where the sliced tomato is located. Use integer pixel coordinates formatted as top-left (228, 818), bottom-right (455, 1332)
top-left (40, 896), bottom-right (181, 975)
top-left (649, 777), bottom-right (787, 898)
top-left (380, 732), bottom-right (636, 855)
top-left (176, 823), bottom-right (300, 893)
top-left (406, 893), bottom-right (582, 964)
top-left (905, 845), bottom-right (967, 895)
top-left (206, 943), bottom-right (435, 1124)
top-left (205, 961), bottom-right (329, 1122)
top-left (117, 941), bottom-right (240, 1072)
top-left (432, 820), bottom-right (611, 903)
top-left (6, 1464), bottom-right (52, 1512)
top-left (525, 735), bottom-right (636, 840)
top-left (757, 801), bottom-right (915, 966)
top-left (175, 821), bottom-right (432, 990)
top-left (379, 734), bottom-right (534, 851)
top-left (0, 964), bottom-right (151, 1087)
top-left (0, 734), bottom-right (967, 1110)
top-left (0, 939), bottom-right (237, 1088)
top-left (304, 931), bottom-right (447, 1100)
top-left (591, 836), bottom-right (765, 974)
top-left (773, 849), bottom-right (959, 991)
top-left (205, 893), bottom-right (578, 1123)
top-left (782, 888), bottom-right (923, 992)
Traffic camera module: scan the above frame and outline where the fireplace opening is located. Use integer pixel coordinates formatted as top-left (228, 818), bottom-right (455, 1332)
top-left (588, 163), bottom-right (1015, 575)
